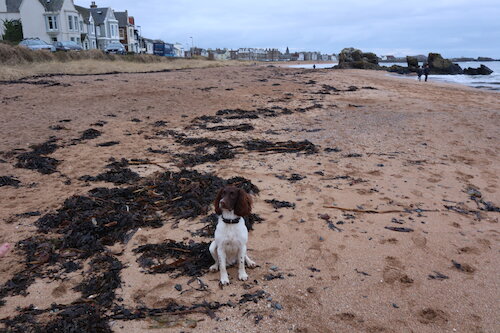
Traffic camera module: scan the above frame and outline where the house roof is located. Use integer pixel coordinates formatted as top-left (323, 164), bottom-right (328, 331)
top-left (114, 11), bottom-right (128, 27)
top-left (89, 7), bottom-right (110, 25)
top-left (75, 5), bottom-right (90, 24)
top-left (37, 0), bottom-right (65, 12)
top-left (6, 0), bottom-right (22, 12)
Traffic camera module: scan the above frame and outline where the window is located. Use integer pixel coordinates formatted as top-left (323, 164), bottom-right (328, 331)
top-left (80, 21), bottom-right (83, 32)
top-left (96, 26), bottom-right (101, 35)
top-left (77, 37), bottom-right (80, 43)
top-left (74, 16), bottom-right (79, 31)
top-left (68, 15), bottom-right (73, 30)
top-left (70, 37), bottom-right (75, 42)
top-left (47, 15), bottom-right (58, 30)
top-left (52, 37), bottom-right (57, 42)
top-left (119, 28), bottom-right (124, 39)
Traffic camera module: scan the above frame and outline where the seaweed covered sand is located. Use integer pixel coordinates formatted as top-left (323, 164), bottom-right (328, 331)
top-left (0, 65), bottom-right (499, 332)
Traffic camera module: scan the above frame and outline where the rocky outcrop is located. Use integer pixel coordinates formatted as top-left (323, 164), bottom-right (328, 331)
top-left (336, 48), bottom-right (380, 70)
top-left (406, 56), bottom-right (419, 72)
top-left (427, 53), bottom-right (463, 74)
top-left (463, 65), bottom-right (493, 75)
top-left (386, 65), bottom-right (411, 75)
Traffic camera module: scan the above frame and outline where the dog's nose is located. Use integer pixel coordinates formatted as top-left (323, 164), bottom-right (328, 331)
top-left (219, 198), bottom-right (227, 209)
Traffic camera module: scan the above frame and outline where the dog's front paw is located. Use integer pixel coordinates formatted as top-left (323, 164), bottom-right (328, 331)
top-left (238, 272), bottom-right (248, 281)
top-left (246, 259), bottom-right (257, 268)
top-left (209, 264), bottom-right (219, 272)
top-left (220, 277), bottom-right (230, 285)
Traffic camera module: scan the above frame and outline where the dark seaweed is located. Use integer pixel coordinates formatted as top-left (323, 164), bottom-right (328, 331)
top-left (0, 176), bottom-right (20, 187)
top-left (265, 199), bottom-right (296, 209)
top-left (133, 241), bottom-right (212, 277)
top-left (244, 139), bottom-right (318, 154)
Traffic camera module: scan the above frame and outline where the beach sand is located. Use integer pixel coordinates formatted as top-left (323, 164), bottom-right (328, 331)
top-left (0, 65), bottom-right (499, 332)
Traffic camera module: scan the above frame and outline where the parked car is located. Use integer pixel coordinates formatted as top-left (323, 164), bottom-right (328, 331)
top-left (19, 38), bottom-right (56, 52)
top-left (104, 42), bottom-right (126, 55)
top-left (54, 41), bottom-right (83, 52)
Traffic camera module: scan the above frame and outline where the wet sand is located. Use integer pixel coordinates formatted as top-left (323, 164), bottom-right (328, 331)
top-left (0, 65), bottom-right (499, 332)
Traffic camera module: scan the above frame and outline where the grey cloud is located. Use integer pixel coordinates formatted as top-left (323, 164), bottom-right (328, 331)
top-left (76, 0), bottom-right (500, 57)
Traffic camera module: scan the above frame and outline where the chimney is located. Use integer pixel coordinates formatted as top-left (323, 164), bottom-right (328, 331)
top-left (90, 2), bottom-right (97, 8)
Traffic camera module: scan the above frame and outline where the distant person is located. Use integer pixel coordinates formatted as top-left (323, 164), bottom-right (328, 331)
top-left (313, 64), bottom-right (316, 69)
top-left (417, 65), bottom-right (423, 81)
top-left (424, 64), bottom-right (430, 82)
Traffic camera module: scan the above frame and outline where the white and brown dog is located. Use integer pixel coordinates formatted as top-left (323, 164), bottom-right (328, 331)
top-left (209, 185), bottom-right (256, 285)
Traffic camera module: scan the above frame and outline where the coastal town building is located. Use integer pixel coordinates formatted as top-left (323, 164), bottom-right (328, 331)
top-left (0, 0), bottom-right (83, 43)
top-left (1, 1), bottom-right (335, 60)
top-left (115, 10), bottom-right (139, 53)
top-left (139, 37), bottom-right (154, 54)
top-left (0, 0), bottom-right (21, 38)
top-left (89, 2), bottom-right (119, 50)
top-left (173, 43), bottom-right (184, 57)
top-left (75, 5), bottom-right (96, 50)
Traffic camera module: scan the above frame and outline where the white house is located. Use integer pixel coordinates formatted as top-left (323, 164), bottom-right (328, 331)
top-left (140, 37), bottom-right (153, 54)
top-left (1, 0), bottom-right (84, 43)
top-left (89, 2), bottom-right (119, 50)
top-left (19, 0), bottom-right (83, 43)
top-left (173, 42), bottom-right (184, 57)
top-left (0, 0), bottom-right (22, 38)
top-left (75, 5), bottom-right (96, 49)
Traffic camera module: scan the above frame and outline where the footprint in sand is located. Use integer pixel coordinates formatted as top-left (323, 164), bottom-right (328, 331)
top-left (417, 308), bottom-right (449, 325)
top-left (383, 256), bottom-right (414, 285)
top-left (458, 246), bottom-right (480, 255)
top-left (411, 234), bottom-right (427, 248)
top-left (51, 283), bottom-right (67, 298)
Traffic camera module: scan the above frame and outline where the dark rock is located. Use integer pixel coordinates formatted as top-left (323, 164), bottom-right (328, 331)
top-left (386, 65), bottom-right (411, 75)
top-left (463, 65), bottom-right (493, 75)
top-left (427, 53), bottom-right (463, 74)
top-left (406, 56), bottom-right (419, 72)
top-left (336, 48), bottom-right (380, 70)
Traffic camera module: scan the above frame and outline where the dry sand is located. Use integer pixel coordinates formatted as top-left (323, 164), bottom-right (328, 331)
top-left (0, 65), bottom-right (499, 332)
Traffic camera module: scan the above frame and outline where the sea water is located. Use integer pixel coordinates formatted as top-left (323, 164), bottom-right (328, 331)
top-left (289, 61), bottom-right (500, 91)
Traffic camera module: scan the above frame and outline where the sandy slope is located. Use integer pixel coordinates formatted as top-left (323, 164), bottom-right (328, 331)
top-left (0, 65), bottom-right (499, 332)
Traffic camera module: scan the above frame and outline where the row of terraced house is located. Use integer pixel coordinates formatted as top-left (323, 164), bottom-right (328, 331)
top-left (0, 0), bottom-right (151, 53)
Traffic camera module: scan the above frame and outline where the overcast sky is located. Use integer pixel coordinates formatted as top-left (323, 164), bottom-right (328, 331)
top-left (76, 0), bottom-right (500, 57)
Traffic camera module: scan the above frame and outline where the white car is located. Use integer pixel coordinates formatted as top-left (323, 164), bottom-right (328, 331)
top-left (19, 39), bottom-right (56, 52)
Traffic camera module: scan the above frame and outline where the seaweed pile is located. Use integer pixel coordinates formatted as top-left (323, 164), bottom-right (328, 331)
top-left (79, 158), bottom-right (140, 185)
top-left (174, 137), bottom-right (236, 167)
top-left (0, 176), bottom-right (20, 187)
top-left (133, 241), bottom-right (212, 276)
top-left (0, 303), bottom-right (112, 333)
top-left (244, 139), bottom-right (318, 154)
top-left (0, 169), bottom-right (261, 328)
top-left (79, 128), bottom-right (102, 140)
top-left (14, 138), bottom-right (60, 174)
top-left (74, 254), bottom-right (123, 307)
top-left (203, 123), bottom-right (254, 132)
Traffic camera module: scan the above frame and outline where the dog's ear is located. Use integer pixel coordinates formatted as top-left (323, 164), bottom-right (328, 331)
top-left (214, 188), bottom-right (223, 215)
top-left (234, 188), bottom-right (252, 217)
